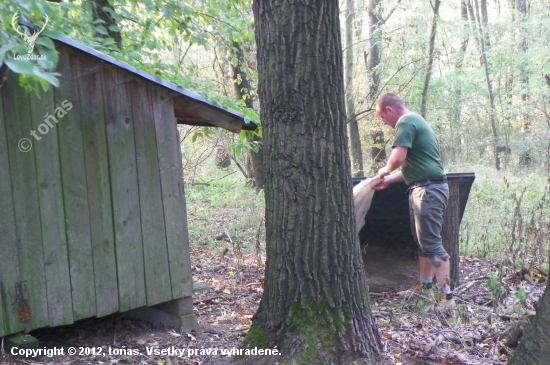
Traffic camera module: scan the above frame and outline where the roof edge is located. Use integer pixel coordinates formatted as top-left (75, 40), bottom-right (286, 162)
top-left (53, 36), bottom-right (248, 124)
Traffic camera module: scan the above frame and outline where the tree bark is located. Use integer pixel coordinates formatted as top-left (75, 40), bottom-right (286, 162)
top-left (229, 41), bottom-right (266, 190)
top-left (345, 0), bottom-right (364, 177)
top-left (420, 0), bottom-right (441, 119)
top-left (508, 286), bottom-right (550, 364)
top-left (91, 0), bottom-right (122, 49)
top-left (367, 0), bottom-right (386, 174)
top-left (239, 1), bottom-right (384, 364)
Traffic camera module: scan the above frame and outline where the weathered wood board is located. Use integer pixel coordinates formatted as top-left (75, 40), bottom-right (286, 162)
top-left (28, 84), bottom-right (73, 327)
top-left (74, 51), bottom-right (119, 317)
top-left (3, 71), bottom-right (49, 332)
top-left (0, 80), bottom-right (23, 337)
top-left (103, 65), bottom-right (146, 312)
top-left (151, 88), bottom-right (193, 299)
top-left (55, 47), bottom-right (96, 321)
top-left (132, 80), bottom-right (172, 306)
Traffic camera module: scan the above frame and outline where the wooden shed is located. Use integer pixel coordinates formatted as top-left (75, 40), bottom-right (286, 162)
top-left (0, 36), bottom-right (252, 337)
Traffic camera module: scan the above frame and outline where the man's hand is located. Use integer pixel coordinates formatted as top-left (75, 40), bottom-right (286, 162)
top-left (372, 170), bottom-right (404, 191)
top-left (377, 166), bottom-right (390, 180)
top-left (372, 178), bottom-right (390, 191)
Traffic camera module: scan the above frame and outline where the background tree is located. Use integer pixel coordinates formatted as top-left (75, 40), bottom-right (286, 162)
top-left (90, 0), bottom-right (122, 49)
top-left (419, 0), bottom-right (441, 118)
top-left (239, 0), bottom-right (384, 363)
top-left (366, 0), bottom-right (387, 174)
top-left (470, 0), bottom-right (502, 170)
top-left (345, 0), bottom-right (364, 177)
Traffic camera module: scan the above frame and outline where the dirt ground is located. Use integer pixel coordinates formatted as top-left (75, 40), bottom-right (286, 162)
top-left (0, 247), bottom-right (547, 365)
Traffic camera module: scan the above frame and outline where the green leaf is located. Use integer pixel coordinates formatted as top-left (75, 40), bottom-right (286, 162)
top-left (4, 58), bottom-right (34, 74)
top-left (32, 67), bottom-right (60, 87)
top-left (35, 36), bottom-right (55, 49)
top-left (38, 47), bottom-right (58, 66)
top-left (95, 25), bottom-right (109, 35)
top-left (0, 42), bottom-right (18, 62)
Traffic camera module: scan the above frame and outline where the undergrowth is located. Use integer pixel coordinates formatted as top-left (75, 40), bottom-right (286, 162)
top-left (184, 154), bottom-right (550, 277)
top-left (185, 172), bottom-right (265, 259)
top-left (456, 164), bottom-right (550, 273)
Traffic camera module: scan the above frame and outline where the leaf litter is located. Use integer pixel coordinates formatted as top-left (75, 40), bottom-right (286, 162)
top-left (1, 250), bottom-right (546, 365)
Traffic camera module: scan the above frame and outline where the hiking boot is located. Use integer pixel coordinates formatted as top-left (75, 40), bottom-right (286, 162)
top-left (437, 293), bottom-right (456, 314)
top-left (397, 281), bottom-right (433, 298)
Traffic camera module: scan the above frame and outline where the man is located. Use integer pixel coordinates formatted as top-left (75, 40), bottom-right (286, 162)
top-left (372, 93), bottom-right (454, 309)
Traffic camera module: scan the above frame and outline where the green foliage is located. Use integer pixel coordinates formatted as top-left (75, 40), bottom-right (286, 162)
top-left (0, 0), bottom-right (64, 94)
top-left (185, 176), bottom-right (264, 251)
top-left (460, 167), bottom-right (550, 269)
top-left (1, 0), bottom-right (260, 138)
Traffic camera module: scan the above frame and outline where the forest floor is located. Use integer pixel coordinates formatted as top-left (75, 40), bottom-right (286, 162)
top-left (1, 247), bottom-right (547, 365)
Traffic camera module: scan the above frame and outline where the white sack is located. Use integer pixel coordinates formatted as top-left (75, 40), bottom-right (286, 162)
top-left (353, 176), bottom-right (382, 233)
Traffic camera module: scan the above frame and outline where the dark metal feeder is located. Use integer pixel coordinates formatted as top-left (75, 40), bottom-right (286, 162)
top-left (353, 173), bottom-right (475, 291)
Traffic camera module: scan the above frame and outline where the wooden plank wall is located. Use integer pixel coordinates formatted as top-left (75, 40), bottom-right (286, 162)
top-left (0, 44), bottom-right (194, 336)
top-left (55, 47), bottom-right (96, 321)
top-left (0, 78), bottom-right (24, 337)
top-left (3, 71), bottom-right (49, 333)
top-left (103, 64), bottom-right (147, 312)
top-left (75, 52), bottom-right (119, 318)
top-left (132, 81), bottom-right (172, 306)
top-left (151, 88), bottom-right (194, 299)
top-left (28, 83), bottom-right (73, 327)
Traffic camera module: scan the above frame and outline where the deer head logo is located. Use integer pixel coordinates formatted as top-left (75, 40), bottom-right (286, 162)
top-left (11, 11), bottom-right (49, 54)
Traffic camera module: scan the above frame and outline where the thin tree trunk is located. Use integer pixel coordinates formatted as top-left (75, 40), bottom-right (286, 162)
top-left (516, 0), bottom-right (532, 165)
top-left (470, 0), bottom-right (501, 170)
top-left (91, 0), bottom-right (122, 49)
top-left (420, 0), bottom-right (441, 119)
top-left (240, 1), bottom-right (385, 364)
top-left (451, 0), bottom-right (471, 124)
top-left (229, 42), bottom-right (265, 190)
top-left (367, 0), bottom-right (386, 174)
top-left (345, 0), bottom-right (364, 177)
top-left (448, 1), bottom-right (471, 164)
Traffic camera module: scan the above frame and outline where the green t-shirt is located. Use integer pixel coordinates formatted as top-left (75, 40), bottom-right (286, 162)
top-left (392, 112), bottom-right (446, 186)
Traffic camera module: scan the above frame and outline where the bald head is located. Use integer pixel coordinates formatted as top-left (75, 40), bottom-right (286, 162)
top-left (375, 93), bottom-right (409, 128)
top-left (377, 93), bottom-right (406, 111)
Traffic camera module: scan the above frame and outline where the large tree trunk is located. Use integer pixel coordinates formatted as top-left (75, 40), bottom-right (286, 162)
top-left (239, 1), bottom-right (384, 364)
top-left (508, 284), bottom-right (550, 364)
top-left (345, 0), bottom-right (364, 177)
top-left (367, 0), bottom-right (386, 174)
top-left (230, 41), bottom-right (266, 190)
top-left (420, 0), bottom-right (441, 119)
